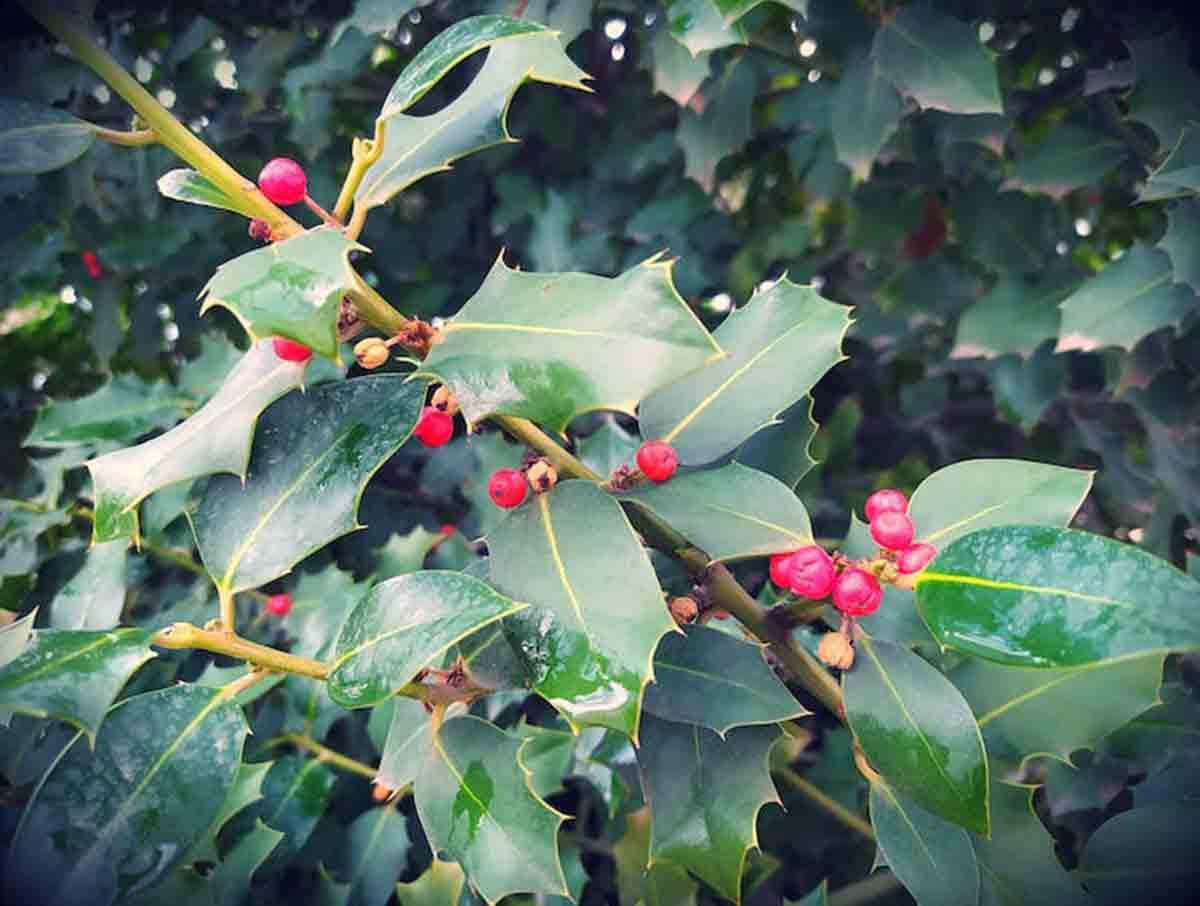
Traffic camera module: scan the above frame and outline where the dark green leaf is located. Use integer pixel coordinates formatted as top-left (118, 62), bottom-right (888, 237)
top-left (637, 714), bottom-right (781, 902)
top-left (283, 565), bottom-right (363, 659)
top-left (191, 374), bottom-right (424, 595)
top-left (44, 539), bottom-right (125, 629)
top-left (916, 526), bottom-right (1200, 667)
top-left (639, 277), bottom-right (850, 465)
top-left (519, 723), bottom-right (575, 799)
top-left (650, 26), bottom-right (710, 106)
top-left (329, 571), bottom-right (526, 708)
top-left (1, 504), bottom-right (69, 577)
top-left (415, 714), bottom-right (567, 902)
top-left (665, 1), bottom-right (808, 56)
top-left (620, 463), bottom-right (813, 561)
top-left (257, 754), bottom-right (337, 861)
top-left (952, 278), bottom-right (1067, 359)
top-left (734, 397), bottom-right (819, 489)
top-left (1011, 124), bottom-right (1126, 198)
top-left (158, 168), bottom-right (258, 217)
top-left (675, 57), bottom-right (757, 191)
top-left (3, 684), bottom-right (248, 906)
top-left (209, 820), bottom-right (284, 906)
top-left (843, 636), bottom-right (989, 834)
top-left (26, 374), bottom-right (187, 449)
top-left (420, 253), bottom-right (722, 433)
top-left (186, 760), bottom-right (274, 864)
top-left (333, 805), bottom-right (411, 906)
top-left (1127, 36), bottom-right (1200, 148)
top-left (579, 416), bottom-right (641, 479)
top-left (1157, 198), bottom-right (1200, 291)
top-left (374, 527), bottom-right (441, 580)
top-left (1078, 805), bottom-right (1200, 903)
top-left (644, 625), bottom-right (807, 733)
top-left (0, 98), bottom-right (95, 174)
top-left (394, 860), bottom-right (465, 906)
top-left (377, 696), bottom-right (432, 791)
top-left (612, 805), bottom-right (699, 906)
top-left (489, 481), bottom-right (675, 738)
top-left (831, 53), bottom-right (902, 180)
top-left (0, 628), bottom-right (154, 739)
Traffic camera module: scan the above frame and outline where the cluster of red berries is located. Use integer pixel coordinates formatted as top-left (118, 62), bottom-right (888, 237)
top-left (864, 488), bottom-right (936, 575)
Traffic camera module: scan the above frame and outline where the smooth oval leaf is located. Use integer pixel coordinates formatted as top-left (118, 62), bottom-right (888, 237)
top-left (643, 624), bottom-right (807, 733)
top-left (916, 525), bottom-right (1200, 668)
top-left (415, 714), bottom-right (567, 903)
top-left (843, 636), bottom-right (989, 834)
top-left (191, 374), bottom-right (424, 595)
top-left (329, 570), bottom-right (527, 708)
top-left (620, 463), bottom-right (813, 561)
top-left (869, 781), bottom-right (979, 906)
top-left (0, 627), bottom-right (154, 740)
top-left (158, 168), bottom-right (259, 217)
top-left (3, 683), bottom-right (248, 906)
top-left (488, 480), bottom-right (676, 738)
top-left (638, 277), bottom-right (851, 465)
top-left (88, 339), bottom-right (306, 543)
top-left (420, 253), bottom-right (723, 433)
top-left (0, 98), bottom-right (95, 174)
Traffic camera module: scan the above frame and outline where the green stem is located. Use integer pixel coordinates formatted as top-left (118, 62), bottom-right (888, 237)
top-left (774, 767), bottom-right (875, 840)
top-left (491, 416), bottom-right (603, 481)
top-left (828, 872), bottom-right (903, 906)
top-left (269, 733), bottom-right (381, 781)
top-left (153, 622), bottom-right (331, 679)
top-left (92, 126), bottom-right (158, 146)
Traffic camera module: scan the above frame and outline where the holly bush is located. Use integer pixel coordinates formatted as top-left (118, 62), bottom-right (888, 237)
top-left (2, 1), bottom-right (1200, 905)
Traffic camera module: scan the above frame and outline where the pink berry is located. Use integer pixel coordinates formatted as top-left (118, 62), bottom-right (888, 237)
top-left (272, 337), bottom-right (312, 362)
top-left (865, 488), bottom-right (908, 522)
top-left (257, 157), bottom-right (307, 205)
top-left (636, 441), bottom-right (679, 483)
top-left (897, 542), bottom-right (937, 574)
top-left (870, 511), bottom-right (915, 551)
top-left (769, 553), bottom-right (797, 589)
top-left (266, 593), bottom-right (292, 616)
top-left (413, 406), bottom-right (454, 448)
top-left (832, 568), bottom-right (882, 617)
top-left (488, 468), bottom-right (527, 509)
top-left (788, 545), bottom-right (836, 600)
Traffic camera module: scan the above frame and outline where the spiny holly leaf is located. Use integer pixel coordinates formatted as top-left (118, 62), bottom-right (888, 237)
top-left (639, 277), bottom-right (850, 465)
top-left (868, 780), bottom-right (979, 906)
top-left (1127, 35), bottom-right (1200, 149)
top-left (256, 754), bottom-right (337, 863)
top-left (46, 539), bottom-right (126, 629)
top-left (200, 226), bottom-right (363, 361)
top-left (329, 571), bottom-right (527, 708)
top-left (843, 636), bottom-right (989, 834)
top-left (676, 56), bottom-right (756, 191)
top-left (0, 98), bottom-right (95, 174)
top-left (377, 696), bottom-right (433, 792)
top-left (1141, 126), bottom-right (1200, 202)
top-left (953, 653), bottom-right (1166, 767)
top-left (872, 5), bottom-right (1002, 115)
top-left (1056, 242), bottom-right (1195, 353)
top-left (191, 375), bottom-right (424, 596)
top-left (331, 805), bottom-right (411, 906)
top-left (394, 860), bottom-right (465, 906)
top-left (665, 1), bottom-right (809, 56)
top-left (1010, 124), bottom-right (1126, 198)
top-left (87, 339), bottom-right (307, 543)
top-left (733, 397), bottom-right (818, 489)
top-left (0, 627), bottom-right (154, 740)
top-left (638, 714), bottom-right (782, 902)
top-left (3, 684), bottom-right (248, 906)
top-left (415, 714), bottom-right (568, 903)
top-left (916, 525), bottom-right (1200, 668)
top-left (643, 625), bottom-right (807, 733)
top-left (621, 464), bottom-right (813, 561)
top-left (831, 53), bottom-right (902, 181)
top-left (26, 374), bottom-right (188, 449)
top-left (952, 276), bottom-right (1071, 359)
top-left (612, 806), bottom-right (699, 906)
top-left (158, 168), bottom-right (259, 217)
top-left (186, 760), bottom-right (275, 864)
top-left (650, 26), bottom-right (710, 106)
top-left (355, 16), bottom-right (590, 211)
top-left (489, 481), bottom-right (674, 739)
top-left (1157, 198), bottom-right (1200, 290)
top-left (420, 253), bottom-right (722, 433)
top-left (519, 723), bottom-right (575, 799)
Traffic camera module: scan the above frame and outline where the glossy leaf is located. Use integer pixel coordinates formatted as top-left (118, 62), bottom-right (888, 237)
top-left (191, 374), bottom-right (424, 595)
top-left (620, 463), bottom-right (813, 561)
top-left (87, 339), bottom-right (307, 543)
top-left (1056, 243), bottom-right (1194, 353)
top-left (421, 253), bottom-right (722, 433)
top-left (158, 168), bottom-right (258, 217)
top-left (0, 98), bottom-right (94, 174)
top-left (257, 754), bottom-right (337, 861)
top-left (415, 714), bottom-right (567, 903)
top-left (1010, 124), bottom-right (1126, 198)
top-left (46, 539), bottom-right (126, 629)
top-left (355, 16), bottom-right (589, 210)
top-left (488, 481), bottom-right (675, 738)
top-left (187, 759), bottom-right (274, 864)
top-left (637, 714), bottom-right (781, 902)
top-left (918, 525), bottom-right (1200, 667)
top-left (952, 277), bottom-right (1067, 359)
top-left (200, 226), bottom-right (363, 361)
top-left (1078, 805), bottom-right (1200, 902)
top-left (612, 805), bottom-right (698, 906)
top-left (26, 374), bottom-right (187, 449)
top-left (329, 571), bottom-right (526, 708)
top-left (209, 820), bottom-right (285, 906)
top-left (394, 860), bottom-right (465, 906)
top-left (0, 628), bottom-right (155, 739)
top-left (954, 653), bottom-right (1165, 766)
top-left (3, 684), bottom-right (247, 906)
top-left (639, 277), bottom-right (850, 464)
top-left (869, 780), bottom-right (979, 906)
top-left (734, 396), bottom-right (818, 490)
top-left (831, 53), bottom-right (902, 180)
top-left (644, 624), bottom-right (807, 733)
top-left (843, 636), bottom-right (989, 834)
top-left (665, 1), bottom-right (808, 56)
top-left (519, 723), bottom-right (576, 799)
top-left (333, 805), bottom-right (411, 906)
top-left (872, 5), bottom-right (1002, 115)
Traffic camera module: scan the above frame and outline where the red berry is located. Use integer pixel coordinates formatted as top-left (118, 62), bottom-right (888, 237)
top-left (413, 406), bottom-right (454, 448)
top-left (870, 511), bottom-right (915, 551)
top-left (769, 553), bottom-right (797, 589)
top-left (788, 545), bottom-right (836, 600)
top-left (272, 337), bottom-right (313, 362)
top-left (266, 593), bottom-right (292, 616)
top-left (440, 523), bottom-right (456, 537)
top-left (257, 157), bottom-right (307, 205)
top-left (832, 568), bottom-right (882, 617)
top-left (636, 441), bottom-right (679, 483)
top-left (865, 488), bottom-right (908, 522)
top-left (81, 250), bottom-right (103, 279)
top-left (488, 468), bottom-right (527, 509)
top-left (897, 542), bottom-right (937, 574)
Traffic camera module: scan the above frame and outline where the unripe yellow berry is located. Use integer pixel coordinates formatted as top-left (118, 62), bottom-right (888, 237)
top-left (354, 337), bottom-right (389, 369)
top-left (431, 384), bottom-right (460, 416)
